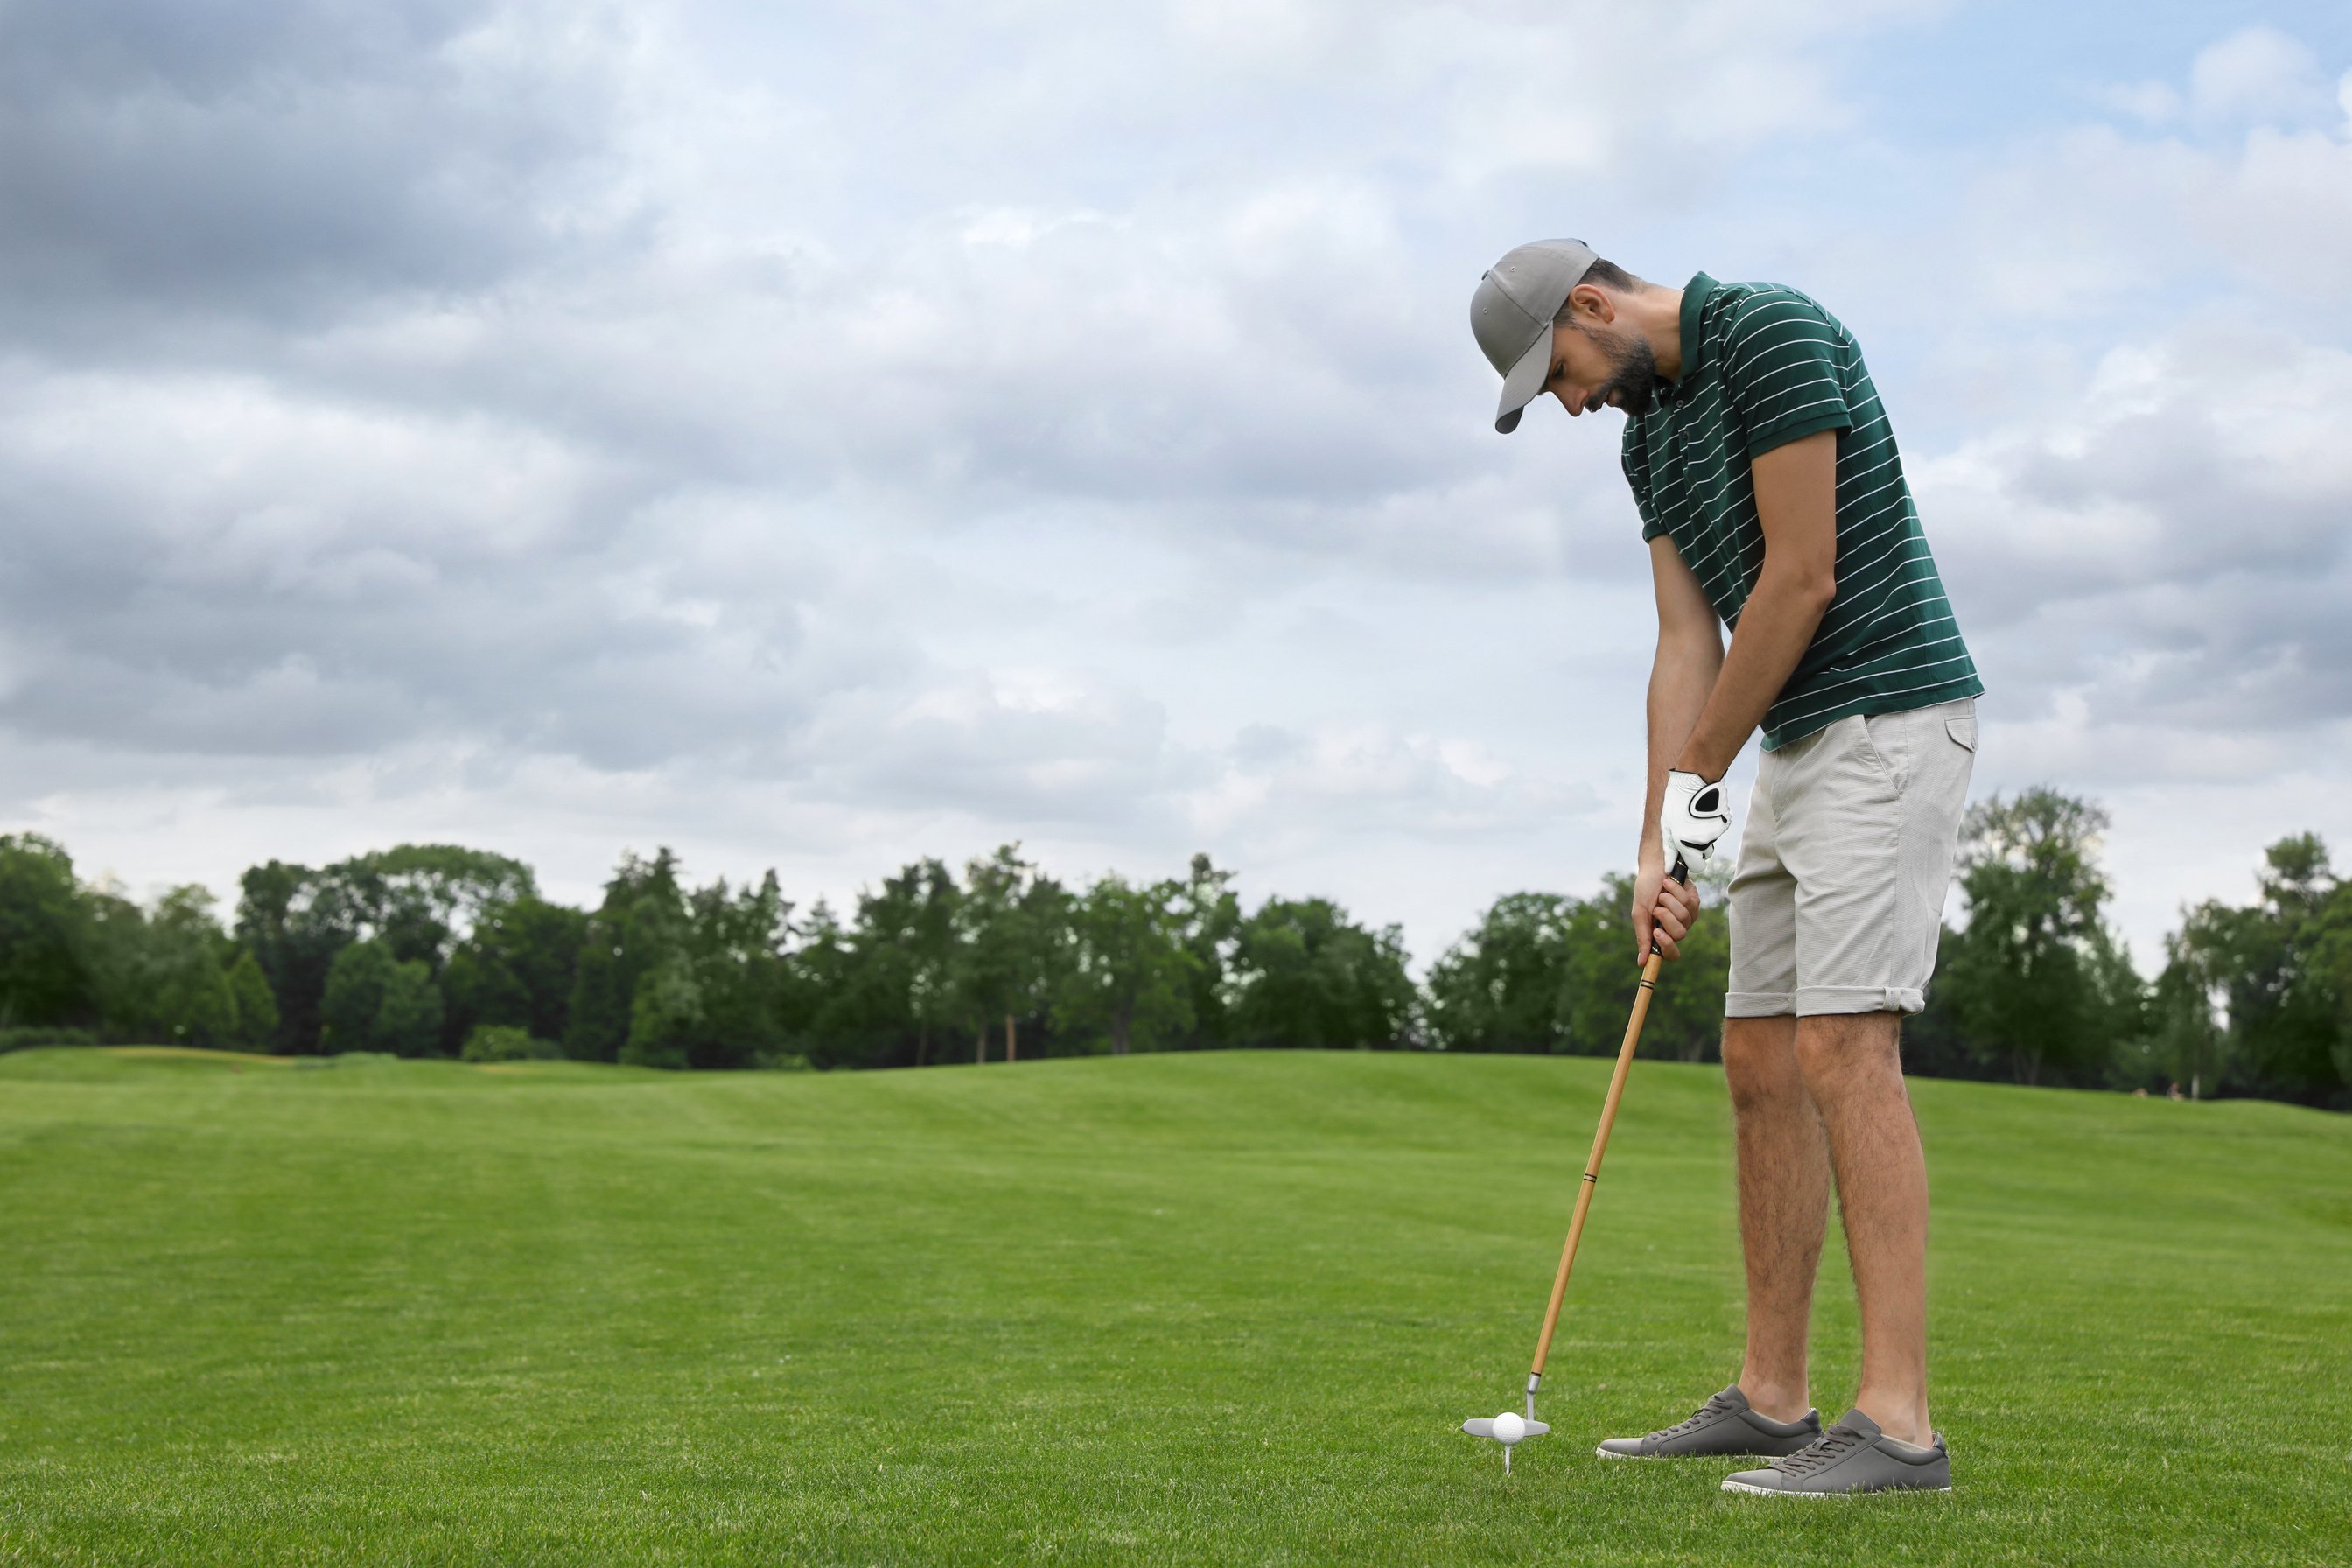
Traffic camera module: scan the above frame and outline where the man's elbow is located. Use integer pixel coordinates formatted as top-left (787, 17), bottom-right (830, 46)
top-left (1656, 618), bottom-right (1725, 675)
top-left (1766, 559), bottom-right (1838, 616)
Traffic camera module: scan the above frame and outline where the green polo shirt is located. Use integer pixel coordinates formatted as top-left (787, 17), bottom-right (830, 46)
top-left (1621, 273), bottom-right (1983, 749)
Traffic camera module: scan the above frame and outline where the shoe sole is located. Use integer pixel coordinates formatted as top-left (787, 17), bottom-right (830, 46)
top-left (1598, 1446), bottom-right (1809, 1461)
top-left (1721, 1478), bottom-right (1953, 1496)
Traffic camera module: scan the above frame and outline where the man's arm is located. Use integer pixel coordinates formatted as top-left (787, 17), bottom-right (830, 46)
top-left (1634, 532), bottom-right (1723, 962)
top-left (1670, 429), bottom-right (1840, 780)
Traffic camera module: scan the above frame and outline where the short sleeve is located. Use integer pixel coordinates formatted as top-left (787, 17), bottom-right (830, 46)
top-left (1723, 291), bottom-right (1853, 458)
top-left (1621, 420), bottom-right (1667, 542)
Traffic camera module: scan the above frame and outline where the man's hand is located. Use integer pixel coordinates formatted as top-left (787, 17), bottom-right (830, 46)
top-left (1660, 768), bottom-right (1731, 870)
top-left (1632, 858), bottom-right (1700, 963)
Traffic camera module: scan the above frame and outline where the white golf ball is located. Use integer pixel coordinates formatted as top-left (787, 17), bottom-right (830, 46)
top-left (1492, 1411), bottom-right (1526, 1444)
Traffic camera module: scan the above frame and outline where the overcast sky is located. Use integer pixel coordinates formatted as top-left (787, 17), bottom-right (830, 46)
top-left (3, 0), bottom-right (2348, 970)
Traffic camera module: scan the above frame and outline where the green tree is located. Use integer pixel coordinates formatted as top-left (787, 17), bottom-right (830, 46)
top-left (78, 883), bottom-right (247, 1048)
top-left (2308, 882), bottom-right (2352, 1098)
top-left (561, 851), bottom-right (796, 1071)
top-left (816, 872), bottom-right (926, 1069)
top-left (673, 871), bottom-right (792, 1069)
top-left (319, 940), bottom-right (397, 1054)
top-left (566, 850), bottom-right (686, 1062)
top-left (148, 886), bottom-right (238, 1048)
top-left (2165, 836), bottom-right (2347, 1104)
top-left (953, 845), bottom-right (1069, 1062)
top-left (954, 845), bottom-right (1025, 1061)
top-left (0, 834), bottom-right (93, 1026)
top-left (322, 940), bottom-right (445, 1057)
top-left (1431, 869), bottom-right (1730, 1060)
top-left (2143, 938), bottom-right (2231, 1099)
top-left (1171, 854), bottom-right (1240, 1048)
top-left (784, 898), bottom-right (872, 1069)
top-left (1228, 896), bottom-right (1417, 1049)
top-left (235, 859), bottom-right (341, 1053)
top-left (374, 960), bottom-right (444, 1057)
top-left (2227, 836), bottom-right (2342, 1102)
top-left (160, 956), bottom-right (238, 1049)
top-left (340, 845), bottom-right (536, 968)
top-left (80, 880), bottom-right (160, 1038)
top-left (623, 960), bottom-right (703, 1070)
top-left (1008, 872), bottom-right (1073, 1060)
top-left (226, 949), bottom-right (281, 1053)
top-left (235, 845), bottom-right (536, 1054)
top-left (1939, 788), bottom-right (2142, 1085)
top-left (443, 895), bottom-right (588, 1053)
top-left (893, 862), bottom-right (963, 1065)
top-left (1427, 892), bottom-right (1575, 1054)
top-left (1551, 872), bottom-right (1726, 1061)
top-left (1054, 874), bottom-right (1197, 1055)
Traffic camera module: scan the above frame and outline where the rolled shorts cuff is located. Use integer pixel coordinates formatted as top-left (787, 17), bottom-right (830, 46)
top-left (1725, 990), bottom-right (1798, 1018)
top-left (1795, 984), bottom-right (1924, 1017)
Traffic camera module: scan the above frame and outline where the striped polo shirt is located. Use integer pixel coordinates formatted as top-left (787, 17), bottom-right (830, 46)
top-left (1621, 272), bottom-right (1983, 749)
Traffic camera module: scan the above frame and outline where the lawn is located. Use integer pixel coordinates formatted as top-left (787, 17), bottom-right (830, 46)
top-left (1, 1046), bottom-right (2346, 1565)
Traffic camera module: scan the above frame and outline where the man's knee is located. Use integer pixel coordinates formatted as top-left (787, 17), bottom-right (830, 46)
top-left (1793, 1012), bottom-right (1903, 1098)
top-left (1724, 1016), bottom-right (1802, 1116)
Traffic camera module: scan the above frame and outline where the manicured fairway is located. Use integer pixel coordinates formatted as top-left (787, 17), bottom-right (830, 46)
top-left (2, 1046), bottom-right (2347, 1566)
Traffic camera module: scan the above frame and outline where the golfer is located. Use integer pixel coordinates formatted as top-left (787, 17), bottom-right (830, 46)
top-left (1470, 242), bottom-right (1982, 1495)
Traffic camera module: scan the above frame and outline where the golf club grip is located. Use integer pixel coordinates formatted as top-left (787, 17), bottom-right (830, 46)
top-left (1649, 855), bottom-right (1690, 956)
top-left (1530, 863), bottom-right (1683, 1381)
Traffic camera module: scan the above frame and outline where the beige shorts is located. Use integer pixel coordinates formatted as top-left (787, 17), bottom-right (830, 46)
top-left (1725, 696), bottom-right (1978, 1018)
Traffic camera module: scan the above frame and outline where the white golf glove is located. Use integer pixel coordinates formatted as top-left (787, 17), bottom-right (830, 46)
top-left (1659, 769), bottom-right (1732, 870)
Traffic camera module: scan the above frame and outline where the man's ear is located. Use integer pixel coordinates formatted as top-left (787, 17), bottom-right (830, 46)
top-left (1564, 281), bottom-right (1614, 326)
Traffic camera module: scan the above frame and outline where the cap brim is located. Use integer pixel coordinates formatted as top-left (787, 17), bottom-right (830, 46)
top-left (1493, 329), bottom-right (1554, 434)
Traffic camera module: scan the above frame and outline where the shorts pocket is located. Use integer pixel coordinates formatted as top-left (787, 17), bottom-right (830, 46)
top-left (1945, 713), bottom-right (1978, 752)
top-left (1857, 712), bottom-right (1906, 792)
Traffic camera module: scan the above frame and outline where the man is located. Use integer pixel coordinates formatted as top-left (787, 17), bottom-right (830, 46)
top-left (1469, 240), bottom-right (1982, 1496)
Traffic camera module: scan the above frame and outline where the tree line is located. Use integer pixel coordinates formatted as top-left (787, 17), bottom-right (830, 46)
top-left (1, 788), bottom-right (2345, 1108)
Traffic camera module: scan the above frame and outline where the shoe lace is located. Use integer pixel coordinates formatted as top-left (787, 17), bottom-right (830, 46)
top-left (1770, 1424), bottom-right (1866, 1475)
top-left (1649, 1391), bottom-right (1740, 1441)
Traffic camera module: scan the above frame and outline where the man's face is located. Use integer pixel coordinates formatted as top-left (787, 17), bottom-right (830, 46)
top-left (1544, 308), bottom-right (1658, 420)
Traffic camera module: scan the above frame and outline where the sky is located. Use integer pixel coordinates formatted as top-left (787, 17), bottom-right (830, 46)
top-left (2, 0), bottom-right (2348, 973)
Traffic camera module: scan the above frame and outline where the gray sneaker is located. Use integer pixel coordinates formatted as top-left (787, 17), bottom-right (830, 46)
top-left (1721, 1407), bottom-right (1952, 1494)
top-left (1595, 1385), bottom-right (1822, 1460)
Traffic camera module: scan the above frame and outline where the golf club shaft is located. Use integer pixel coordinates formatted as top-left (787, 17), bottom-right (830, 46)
top-left (1527, 857), bottom-right (1688, 1393)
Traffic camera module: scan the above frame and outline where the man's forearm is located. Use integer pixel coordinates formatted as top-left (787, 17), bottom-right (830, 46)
top-left (1642, 634), bottom-right (1721, 865)
top-left (1673, 565), bottom-right (1834, 781)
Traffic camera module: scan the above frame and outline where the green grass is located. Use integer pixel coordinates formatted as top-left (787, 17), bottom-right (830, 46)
top-left (2, 1046), bottom-right (2347, 1566)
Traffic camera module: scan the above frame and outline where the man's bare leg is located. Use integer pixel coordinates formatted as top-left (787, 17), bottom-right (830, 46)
top-left (1795, 1011), bottom-right (1933, 1446)
top-left (1723, 1014), bottom-right (1830, 1424)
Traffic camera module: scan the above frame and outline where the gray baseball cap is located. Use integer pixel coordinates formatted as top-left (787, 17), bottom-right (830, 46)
top-left (1470, 238), bottom-right (1598, 434)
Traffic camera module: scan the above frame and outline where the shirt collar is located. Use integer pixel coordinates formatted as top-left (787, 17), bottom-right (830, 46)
top-left (1673, 271), bottom-right (1718, 384)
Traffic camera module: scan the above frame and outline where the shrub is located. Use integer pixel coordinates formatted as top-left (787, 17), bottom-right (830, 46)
top-left (0, 1025), bottom-right (98, 1053)
top-left (461, 1024), bottom-right (564, 1063)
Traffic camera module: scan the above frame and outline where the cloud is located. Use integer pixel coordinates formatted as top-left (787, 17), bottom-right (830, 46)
top-left (1968, 34), bottom-right (2352, 313)
top-left (1871, 32), bottom-right (2352, 785)
top-left (0, 0), bottom-right (641, 336)
top-left (2090, 80), bottom-right (2183, 125)
top-left (1912, 326), bottom-right (2352, 792)
top-left (2187, 26), bottom-right (2334, 130)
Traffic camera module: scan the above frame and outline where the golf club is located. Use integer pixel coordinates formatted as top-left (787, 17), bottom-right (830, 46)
top-left (1462, 854), bottom-right (1690, 1472)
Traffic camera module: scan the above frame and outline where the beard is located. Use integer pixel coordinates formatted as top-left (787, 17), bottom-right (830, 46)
top-left (1583, 325), bottom-right (1660, 417)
